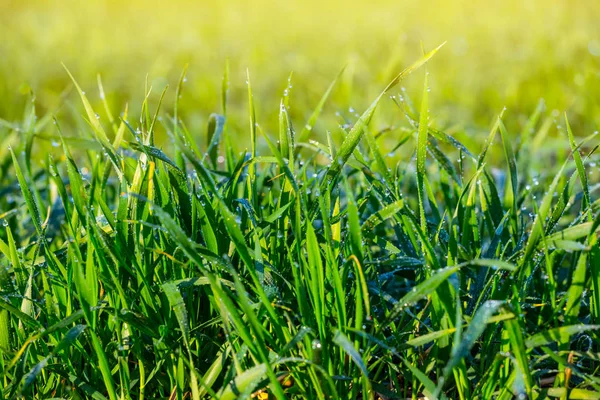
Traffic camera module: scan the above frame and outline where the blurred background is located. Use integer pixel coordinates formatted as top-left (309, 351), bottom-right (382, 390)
top-left (1, 0), bottom-right (600, 150)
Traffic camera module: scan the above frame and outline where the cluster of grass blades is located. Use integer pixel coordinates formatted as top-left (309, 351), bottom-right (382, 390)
top-left (0, 44), bottom-right (600, 399)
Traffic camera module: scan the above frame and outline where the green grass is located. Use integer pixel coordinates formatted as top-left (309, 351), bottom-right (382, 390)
top-left (0, 45), bottom-right (599, 400)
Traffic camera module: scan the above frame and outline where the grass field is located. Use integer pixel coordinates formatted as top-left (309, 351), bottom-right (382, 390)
top-left (1, 1), bottom-right (600, 399)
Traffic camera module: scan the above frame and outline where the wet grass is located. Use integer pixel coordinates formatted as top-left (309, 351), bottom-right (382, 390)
top-left (0, 46), bottom-right (599, 399)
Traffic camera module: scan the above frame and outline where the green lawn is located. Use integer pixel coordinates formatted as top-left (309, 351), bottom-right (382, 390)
top-left (1, 1), bottom-right (600, 399)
